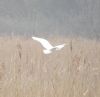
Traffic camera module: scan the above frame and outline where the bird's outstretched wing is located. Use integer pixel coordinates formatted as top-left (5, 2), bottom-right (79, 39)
top-left (55, 44), bottom-right (66, 50)
top-left (32, 37), bottom-right (53, 49)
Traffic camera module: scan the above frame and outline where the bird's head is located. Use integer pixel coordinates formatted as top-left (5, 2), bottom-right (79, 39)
top-left (43, 49), bottom-right (52, 54)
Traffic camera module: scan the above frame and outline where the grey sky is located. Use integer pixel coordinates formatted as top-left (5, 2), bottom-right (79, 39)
top-left (0, 0), bottom-right (100, 38)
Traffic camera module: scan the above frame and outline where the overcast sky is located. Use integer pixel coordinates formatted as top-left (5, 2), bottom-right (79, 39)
top-left (0, 0), bottom-right (100, 38)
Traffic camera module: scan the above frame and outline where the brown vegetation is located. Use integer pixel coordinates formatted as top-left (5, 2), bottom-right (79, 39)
top-left (0, 37), bottom-right (100, 97)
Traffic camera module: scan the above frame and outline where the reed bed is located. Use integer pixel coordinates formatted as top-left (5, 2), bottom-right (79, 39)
top-left (0, 37), bottom-right (100, 97)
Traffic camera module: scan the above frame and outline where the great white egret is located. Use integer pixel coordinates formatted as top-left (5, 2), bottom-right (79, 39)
top-left (32, 36), bottom-right (67, 54)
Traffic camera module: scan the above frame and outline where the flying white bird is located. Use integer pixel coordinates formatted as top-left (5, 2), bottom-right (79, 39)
top-left (32, 36), bottom-right (67, 54)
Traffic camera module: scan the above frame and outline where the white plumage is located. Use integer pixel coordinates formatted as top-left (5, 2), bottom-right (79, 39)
top-left (32, 36), bottom-right (67, 54)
